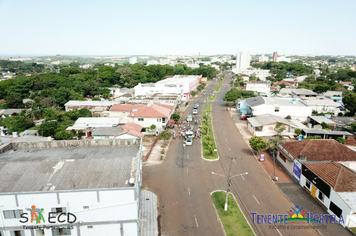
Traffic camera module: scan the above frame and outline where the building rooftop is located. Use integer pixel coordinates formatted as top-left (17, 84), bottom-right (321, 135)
top-left (305, 162), bottom-right (356, 192)
top-left (65, 100), bottom-right (120, 107)
top-left (291, 89), bottom-right (317, 96)
top-left (279, 139), bottom-right (356, 162)
top-left (110, 104), bottom-right (146, 112)
top-left (0, 145), bottom-right (140, 193)
top-left (248, 114), bottom-right (303, 128)
top-left (302, 128), bottom-right (352, 136)
top-left (302, 99), bottom-right (340, 107)
top-left (66, 117), bottom-right (120, 130)
top-left (92, 127), bottom-right (123, 136)
top-left (156, 75), bottom-right (200, 85)
top-left (117, 122), bottom-right (143, 138)
top-left (128, 104), bottom-right (173, 118)
top-left (308, 116), bottom-right (336, 125)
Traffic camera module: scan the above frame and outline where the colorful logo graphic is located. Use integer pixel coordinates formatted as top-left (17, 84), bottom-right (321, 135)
top-left (250, 205), bottom-right (344, 225)
top-left (25, 205), bottom-right (45, 224)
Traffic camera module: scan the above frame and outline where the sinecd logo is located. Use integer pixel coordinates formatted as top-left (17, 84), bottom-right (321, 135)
top-left (19, 205), bottom-right (77, 224)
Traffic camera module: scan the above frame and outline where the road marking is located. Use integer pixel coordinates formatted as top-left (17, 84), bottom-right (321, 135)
top-left (253, 195), bottom-right (260, 204)
top-left (241, 175), bottom-right (245, 180)
top-left (233, 159), bottom-right (236, 163)
top-left (188, 187), bottom-right (191, 195)
top-left (229, 147), bottom-right (231, 151)
top-left (194, 215), bottom-right (199, 228)
top-left (276, 228), bottom-right (282, 236)
top-left (187, 168), bottom-right (189, 174)
top-left (187, 154), bottom-right (189, 159)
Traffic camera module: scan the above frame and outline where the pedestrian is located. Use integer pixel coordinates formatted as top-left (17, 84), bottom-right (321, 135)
top-left (183, 141), bottom-right (186, 149)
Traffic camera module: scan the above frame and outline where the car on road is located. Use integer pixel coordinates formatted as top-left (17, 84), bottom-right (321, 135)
top-left (240, 114), bottom-right (251, 120)
top-left (194, 103), bottom-right (199, 109)
top-left (186, 138), bottom-right (193, 146)
top-left (192, 109), bottom-right (198, 115)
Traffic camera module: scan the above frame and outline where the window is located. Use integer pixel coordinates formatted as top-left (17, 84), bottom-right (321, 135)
top-left (51, 207), bottom-right (67, 216)
top-left (52, 228), bottom-right (71, 236)
top-left (3, 209), bottom-right (23, 219)
top-left (83, 206), bottom-right (89, 209)
top-left (318, 191), bottom-right (325, 202)
top-left (12, 231), bottom-right (23, 236)
top-left (162, 118), bottom-right (166, 123)
top-left (274, 107), bottom-right (280, 112)
top-left (329, 201), bottom-right (342, 218)
top-left (306, 179), bottom-right (311, 189)
top-left (157, 118), bottom-right (161, 122)
top-left (138, 118), bottom-right (144, 121)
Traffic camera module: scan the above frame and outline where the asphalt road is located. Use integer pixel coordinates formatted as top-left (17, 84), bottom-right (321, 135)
top-left (143, 72), bottom-right (321, 236)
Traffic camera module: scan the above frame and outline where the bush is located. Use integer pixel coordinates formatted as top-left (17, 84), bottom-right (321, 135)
top-left (249, 137), bottom-right (268, 152)
top-left (295, 129), bottom-right (302, 136)
top-left (338, 112), bottom-right (343, 117)
top-left (285, 115), bottom-right (292, 120)
top-left (336, 137), bottom-right (345, 144)
top-left (305, 136), bottom-right (322, 140)
top-left (172, 113), bottom-right (180, 122)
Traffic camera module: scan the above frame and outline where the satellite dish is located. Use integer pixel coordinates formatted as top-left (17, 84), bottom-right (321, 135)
top-left (314, 125), bottom-right (323, 130)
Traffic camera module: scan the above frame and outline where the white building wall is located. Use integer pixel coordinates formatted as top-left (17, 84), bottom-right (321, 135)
top-left (246, 83), bottom-right (271, 94)
top-left (0, 189), bottom-right (139, 236)
top-left (236, 51), bottom-right (250, 70)
top-left (251, 104), bottom-right (312, 121)
top-left (131, 117), bottom-right (168, 131)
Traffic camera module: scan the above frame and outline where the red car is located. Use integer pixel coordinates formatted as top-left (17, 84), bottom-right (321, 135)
top-left (240, 115), bottom-right (251, 120)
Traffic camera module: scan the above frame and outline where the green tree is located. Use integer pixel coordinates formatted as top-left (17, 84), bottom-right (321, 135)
top-left (54, 130), bottom-right (73, 140)
top-left (285, 115), bottom-right (291, 120)
top-left (321, 122), bottom-right (330, 129)
top-left (295, 129), bottom-right (302, 136)
top-left (172, 113), bottom-right (180, 122)
top-left (0, 116), bottom-right (34, 133)
top-left (92, 97), bottom-right (101, 101)
top-left (77, 130), bottom-right (84, 139)
top-left (37, 121), bottom-right (58, 137)
top-left (343, 93), bottom-right (356, 116)
top-left (274, 123), bottom-right (285, 137)
top-left (249, 137), bottom-right (267, 152)
top-left (190, 90), bottom-right (198, 96)
top-left (206, 144), bottom-right (215, 156)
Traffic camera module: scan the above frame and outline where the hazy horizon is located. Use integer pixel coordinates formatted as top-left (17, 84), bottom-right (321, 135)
top-left (1, 0), bottom-right (355, 56)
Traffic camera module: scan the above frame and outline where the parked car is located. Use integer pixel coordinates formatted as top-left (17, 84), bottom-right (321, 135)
top-left (240, 114), bottom-right (251, 120)
top-left (194, 103), bottom-right (199, 109)
top-left (193, 109), bottom-right (198, 115)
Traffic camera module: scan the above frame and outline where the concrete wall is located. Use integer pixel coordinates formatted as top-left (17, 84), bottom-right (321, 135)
top-left (12, 138), bottom-right (139, 150)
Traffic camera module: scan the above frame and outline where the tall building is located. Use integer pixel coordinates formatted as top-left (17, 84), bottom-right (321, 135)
top-left (273, 52), bottom-right (278, 62)
top-left (235, 51), bottom-right (251, 70)
top-left (129, 57), bottom-right (137, 64)
top-left (258, 55), bottom-right (269, 62)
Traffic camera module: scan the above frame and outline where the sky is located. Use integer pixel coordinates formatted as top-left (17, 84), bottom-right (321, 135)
top-left (0, 0), bottom-right (355, 56)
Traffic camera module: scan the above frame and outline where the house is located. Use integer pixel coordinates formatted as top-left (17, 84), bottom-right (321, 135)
top-left (340, 82), bottom-right (354, 90)
top-left (116, 122), bottom-right (143, 139)
top-left (0, 139), bottom-right (144, 236)
top-left (274, 81), bottom-right (297, 88)
top-left (106, 104), bottom-right (146, 121)
top-left (240, 96), bottom-right (312, 121)
top-left (134, 75), bottom-right (202, 101)
top-left (291, 89), bottom-right (318, 100)
top-left (300, 162), bottom-right (356, 227)
top-left (277, 139), bottom-right (356, 179)
top-left (247, 114), bottom-right (304, 137)
top-left (244, 80), bottom-right (271, 95)
top-left (127, 103), bottom-right (174, 131)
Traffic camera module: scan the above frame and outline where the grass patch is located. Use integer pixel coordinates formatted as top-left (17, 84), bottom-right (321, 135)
top-left (214, 73), bottom-right (225, 92)
top-left (351, 228), bottom-right (356, 234)
top-left (208, 95), bottom-right (216, 101)
top-left (211, 191), bottom-right (254, 236)
top-left (202, 104), bottom-right (218, 160)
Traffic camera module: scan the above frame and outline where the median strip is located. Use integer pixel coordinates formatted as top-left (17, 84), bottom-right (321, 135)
top-left (202, 103), bottom-right (218, 160)
top-left (211, 191), bottom-right (254, 236)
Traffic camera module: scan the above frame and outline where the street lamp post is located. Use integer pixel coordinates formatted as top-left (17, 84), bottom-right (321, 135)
top-left (212, 157), bottom-right (248, 211)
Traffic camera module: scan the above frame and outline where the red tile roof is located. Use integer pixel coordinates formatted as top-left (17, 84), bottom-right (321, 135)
top-left (340, 82), bottom-right (352, 85)
top-left (117, 122), bottom-right (143, 138)
top-left (274, 81), bottom-right (295, 86)
top-left (109, 104), bottom-right (146, 112)
top-left (128, 103), bottom-right (173, 118)
top-left (305, 162), bottom-right (356, 192)
top-left (280, 139), bottom-right (356, 162)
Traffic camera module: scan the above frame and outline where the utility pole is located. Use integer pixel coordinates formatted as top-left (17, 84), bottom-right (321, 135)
top-left (212, 157), bottom-right (248, 211)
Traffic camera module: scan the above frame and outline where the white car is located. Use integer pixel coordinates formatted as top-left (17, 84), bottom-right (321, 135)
top-left (186, 139), bottom-right (193, 146)
top-left (193, 109), bottom-right (198, 115)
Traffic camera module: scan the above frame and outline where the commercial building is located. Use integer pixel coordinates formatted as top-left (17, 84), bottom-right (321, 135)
top-left (134, 75), bottom-right (202, 101)
top-left (258, 55), bottom-right (269, 62)
top-left (0, 138), bottom-right (144, 236)
top-left (235, 51), bottom-right (251, 70)
top-left (245, 80), bottom-right (271, 95)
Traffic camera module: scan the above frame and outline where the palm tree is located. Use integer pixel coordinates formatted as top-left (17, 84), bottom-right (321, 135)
top-left (268, 137), bottom-right (281, 181)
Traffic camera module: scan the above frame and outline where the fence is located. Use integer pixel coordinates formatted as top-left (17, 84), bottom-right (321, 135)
top-left (144, 134), bottom-right (160, 161)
